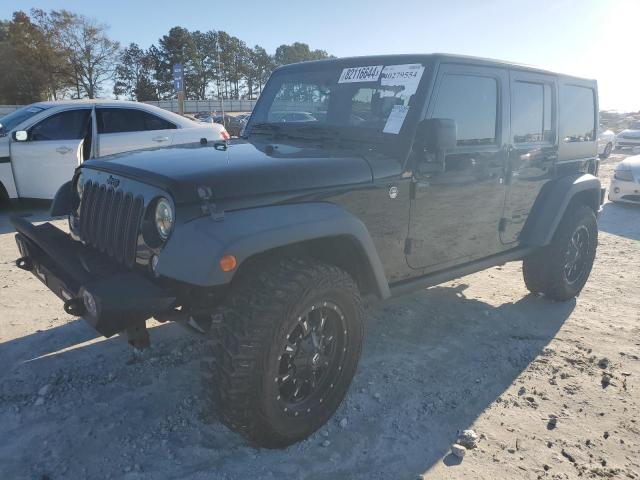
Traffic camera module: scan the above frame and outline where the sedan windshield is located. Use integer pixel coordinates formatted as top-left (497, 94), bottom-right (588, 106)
top-left (629, 122), bottom-right (640, 130)
top-left (247, 63), bottom-right (428, 142)
top-left (0, 105), bottom-right (50, 134)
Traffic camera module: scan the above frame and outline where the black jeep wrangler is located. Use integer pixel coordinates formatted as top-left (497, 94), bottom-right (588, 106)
top-left (12, 54), bottom-right (604, 448)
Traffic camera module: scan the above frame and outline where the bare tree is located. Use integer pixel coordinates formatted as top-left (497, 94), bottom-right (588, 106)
top-left (46, 10), bottom-right (120, 98)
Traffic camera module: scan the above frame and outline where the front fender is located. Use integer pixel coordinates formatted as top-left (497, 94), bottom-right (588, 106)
top-left (50, 181), bottom-right (74, 216)
top-left (155, 202), bottom-right (390, 298)
top-left (521, 173), bottom-right (602, 247)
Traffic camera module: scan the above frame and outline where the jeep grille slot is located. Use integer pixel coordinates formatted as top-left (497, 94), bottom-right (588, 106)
top-left (79, 180), bottom-right (144, 268)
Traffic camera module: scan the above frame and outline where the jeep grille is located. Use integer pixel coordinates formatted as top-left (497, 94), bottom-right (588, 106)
top-left (78, 180), bottom-right (144, 267)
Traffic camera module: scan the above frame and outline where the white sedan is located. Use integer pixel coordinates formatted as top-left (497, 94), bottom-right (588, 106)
top-left (615, 121), bottom-right (640, 152)
top-left (0, 100), bottom-right (228, 200)
top-left (609, 155), bottom-right (640, 205)
top-left (597, 127), bottom-right (615, 158)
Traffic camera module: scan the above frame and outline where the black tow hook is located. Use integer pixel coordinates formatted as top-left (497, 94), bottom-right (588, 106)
top-left (63, 298), bottom-right (85, 317)
top-left (16, 256), bottom-right (33, 271)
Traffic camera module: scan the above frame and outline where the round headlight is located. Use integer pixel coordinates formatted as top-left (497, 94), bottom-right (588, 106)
top-left (155, 198), bottom-right (174, 240)
top-left (76, 174), bottom-right (84, 199)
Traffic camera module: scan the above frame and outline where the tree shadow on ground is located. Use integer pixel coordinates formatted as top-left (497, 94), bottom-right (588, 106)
top-left (0, 284), bottom-right (574, 479)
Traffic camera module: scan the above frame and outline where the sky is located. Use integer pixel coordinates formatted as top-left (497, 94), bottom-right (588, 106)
top-left (2, 0), bottom-right (639, 111)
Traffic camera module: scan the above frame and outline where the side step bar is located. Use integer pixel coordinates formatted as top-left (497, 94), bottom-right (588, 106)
top-left (389, 247), bottom-right (535, 298)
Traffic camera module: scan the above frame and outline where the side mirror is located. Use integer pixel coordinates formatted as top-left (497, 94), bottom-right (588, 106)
top-left (12, 130), bottom-right (28, 142)
top-left (415, 118), bottom-right (457, 173)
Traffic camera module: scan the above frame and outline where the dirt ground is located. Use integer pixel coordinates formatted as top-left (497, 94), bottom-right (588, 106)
top-left (0, 154), bottom-right (638, 480)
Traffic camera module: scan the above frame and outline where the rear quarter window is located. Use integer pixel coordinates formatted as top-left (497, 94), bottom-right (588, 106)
top-left (560, 85), bottom-right (596, 143)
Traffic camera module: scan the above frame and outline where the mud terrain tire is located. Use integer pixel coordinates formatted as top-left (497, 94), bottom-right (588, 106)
top-left (523, 204), bottom-right (597, 301)
top-left (202, 257), bottom-right (363, 448)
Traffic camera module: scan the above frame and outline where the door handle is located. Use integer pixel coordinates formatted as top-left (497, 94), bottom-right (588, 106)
top-left (56, 146), bottom-right (72, 154)
top-left (153, 136), bottom-right (169, 142)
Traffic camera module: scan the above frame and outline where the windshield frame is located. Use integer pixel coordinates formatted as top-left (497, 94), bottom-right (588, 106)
top-left (245, 60), bottom-right (433, 158)
top-left (0, 105), bottom-right (50, 135)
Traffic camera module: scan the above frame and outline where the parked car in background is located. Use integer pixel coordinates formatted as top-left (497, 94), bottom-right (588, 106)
top-left (615, 121), bottom-right (640, 151)
top-left (0, 100), bottom-right (229, 201)
top-left (269, 111), bottom-right (317, 123)
top-left (197, 114), bottom-right (247, 137)
top-left (598, 126), bottom-right (615, 158)
top-left (609, 154), bottom-right (640, 204)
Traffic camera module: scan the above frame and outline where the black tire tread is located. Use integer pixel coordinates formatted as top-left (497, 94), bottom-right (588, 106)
top-left (202, 256), bottom-right (362, 447)
top-left (523, 204), bottom-right (597, 300)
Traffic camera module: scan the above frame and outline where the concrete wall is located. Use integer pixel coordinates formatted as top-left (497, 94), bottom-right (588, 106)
top-left (0, 105), bottom-right (21, 116)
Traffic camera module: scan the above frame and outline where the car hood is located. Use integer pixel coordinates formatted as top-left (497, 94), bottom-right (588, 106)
top-left (82, 139), bottom-right (374, 205)
top-left (616, 154), bottom-right (640, 172)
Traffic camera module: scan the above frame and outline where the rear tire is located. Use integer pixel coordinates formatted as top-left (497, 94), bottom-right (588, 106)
top-left (523, 204), bottom-right (597, 300)
top-left (599, 142), bottom-right (612, 159)
top-left (202, 257), bottom-right (363, 448)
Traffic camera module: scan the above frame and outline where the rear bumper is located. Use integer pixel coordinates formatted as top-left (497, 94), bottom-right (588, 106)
top-left (616, 139), bottom-right (640, 148)
top-left (11, 215), bottom-right (176, 337)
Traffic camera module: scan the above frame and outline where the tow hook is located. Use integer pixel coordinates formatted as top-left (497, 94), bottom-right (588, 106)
top-left (16, 256), bottom-right (33, 271)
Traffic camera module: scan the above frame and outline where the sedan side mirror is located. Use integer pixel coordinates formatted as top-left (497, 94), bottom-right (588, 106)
top-left (12, 130), bottom-right (28, 142)
top-left (414, 118), bottom-right (457, 173)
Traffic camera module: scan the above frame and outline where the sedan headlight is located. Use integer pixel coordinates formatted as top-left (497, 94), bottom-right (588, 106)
top-left (155, 198), bottom-right (174, 240)
top-left (614, 169), bottom-right (635, 182)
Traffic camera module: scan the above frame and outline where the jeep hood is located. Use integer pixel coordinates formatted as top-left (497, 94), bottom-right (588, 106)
top-left (82, 140), bottom-right (373, 204)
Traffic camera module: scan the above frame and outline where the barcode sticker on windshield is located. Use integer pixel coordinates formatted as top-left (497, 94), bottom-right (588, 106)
top-left (380, 64), bottom-right (425, 98)
top-left (338, 65), bottom-right (383, 83)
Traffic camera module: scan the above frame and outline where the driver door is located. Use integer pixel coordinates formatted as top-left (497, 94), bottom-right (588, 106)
top-left (406, 64), bottom-right (509, 271)
top-left (11, 108), bottom-right (92, 199)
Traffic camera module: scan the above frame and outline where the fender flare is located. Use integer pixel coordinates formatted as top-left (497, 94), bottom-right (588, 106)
top-left (50, 181), bottom-right (74, 216)
top-left (156, 202), bottom-right (391, 299)
top-left (521, 173), bottom-right (602, 247)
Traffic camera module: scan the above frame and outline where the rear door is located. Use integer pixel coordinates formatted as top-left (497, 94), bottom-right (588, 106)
top-left (406, 63), bottom-right (508, 271)
top-left (96, 107), bottom-right (176, 156)
top-left (10, 108), bottom-right (92, 199)
top-left (500, 71), bottom-right (558, 244)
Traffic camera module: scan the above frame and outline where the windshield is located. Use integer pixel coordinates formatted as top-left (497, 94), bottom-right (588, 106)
top-left (247, 63), bottom-right (428, 142)
top-left (629, 121), bottom-right (640, 130)
top-left (0, 105), bottom-right (50, 134)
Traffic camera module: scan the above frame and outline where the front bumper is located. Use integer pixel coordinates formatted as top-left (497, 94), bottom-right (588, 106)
top-left (608, 177), bottom-right (640, 204)
top-left (11, 216), bottom-right (176, 337)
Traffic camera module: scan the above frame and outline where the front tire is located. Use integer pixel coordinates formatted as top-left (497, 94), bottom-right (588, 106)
top-left (523, 204), bottom-right (598, 300)
top-left (202, 257), bottom-right (363, 448)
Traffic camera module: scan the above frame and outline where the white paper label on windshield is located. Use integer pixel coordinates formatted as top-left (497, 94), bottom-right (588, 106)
top-left (383, 105), bottom-right (410, 134)
top-left (380, 64), bottom-right (425, 98)
top-left (338, 65), bottom-right (383, 83)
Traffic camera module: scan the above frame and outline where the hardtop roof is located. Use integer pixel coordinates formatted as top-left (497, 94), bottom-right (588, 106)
top-left (274, 53), bottom-right (596, 83)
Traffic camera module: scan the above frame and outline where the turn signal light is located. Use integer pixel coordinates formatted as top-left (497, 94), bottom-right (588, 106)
top-left (220, 129), bottom-right (230, 140)
top-left (219, 254), bottom-right (237, 272)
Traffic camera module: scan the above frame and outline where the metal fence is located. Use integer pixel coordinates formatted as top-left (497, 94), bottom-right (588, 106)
top-left (0, 99), bottom-right (257, 117)
top-left (146, 99), bottom-right (257, 113)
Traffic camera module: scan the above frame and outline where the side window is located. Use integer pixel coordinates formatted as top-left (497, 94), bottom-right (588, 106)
top-left (512, 81), bottom-right (554, 143)
top-left (432, 74), bottom-right (498, 146)
top-left (98, 108), bottom-right (145, 133)
top-left (141, 111), bottom-right (176, 130)
top-left (97, 108), bottom-right (176, 134)
top-left (30, 109), bottom-right (90, 141)
top-left (560, 85), bottom-right (595, 142)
